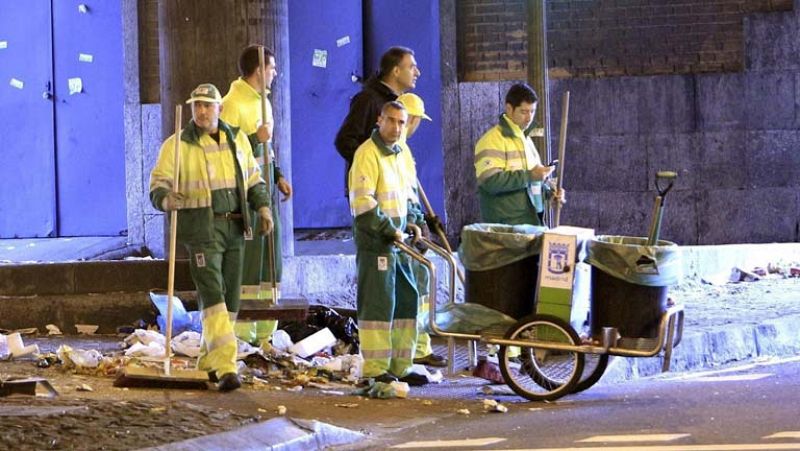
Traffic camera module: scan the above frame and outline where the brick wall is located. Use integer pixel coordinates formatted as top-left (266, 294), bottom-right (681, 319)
top-left (458, 0), bottom-right (793, 81)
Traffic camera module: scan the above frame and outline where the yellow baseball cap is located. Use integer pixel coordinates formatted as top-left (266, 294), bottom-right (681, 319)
top-left (185, 83), bottom-right (222, 104)
top-left (397, 93), bottom-right (432, 121)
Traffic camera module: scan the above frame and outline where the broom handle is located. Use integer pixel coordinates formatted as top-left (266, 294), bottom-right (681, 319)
top-left (553, 91), bottom-right (569, 228)
top-left (417, 180), bottom-right (465, 284)
top-left (260, 47), bottom-right (279, 303)
top-left (165, 105), bottom-right (182, 366)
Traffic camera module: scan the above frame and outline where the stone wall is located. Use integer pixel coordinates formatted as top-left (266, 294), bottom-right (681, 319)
top-left (441, 0), bottom-right (800, 245)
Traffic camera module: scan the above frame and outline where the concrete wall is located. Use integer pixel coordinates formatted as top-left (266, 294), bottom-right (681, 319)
top-left (441, 0), bottom-right (800, 246)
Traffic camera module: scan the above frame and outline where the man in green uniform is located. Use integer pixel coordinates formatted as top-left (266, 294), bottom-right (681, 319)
top-left (150, 83), bottom-right (273, 392)
top-left (349, 101), bottom-right (426, 385)
top-left (221, 45), bottom-right (292, 347)
top-left (396, 93), bottom-right (447, 368)
top-left (474, 83), bottom-right (563, 226)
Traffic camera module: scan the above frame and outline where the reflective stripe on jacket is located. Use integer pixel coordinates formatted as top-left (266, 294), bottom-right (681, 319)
top-left (474, 114), bottom-right (546, 225)
top-left (349, 130), bottom-right (415, 252)
top-left (149, 120), bottom-right (269, 243)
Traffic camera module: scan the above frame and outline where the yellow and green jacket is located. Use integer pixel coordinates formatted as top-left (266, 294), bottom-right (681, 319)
top-left (149, 119), bottom-right (270, 243)
top-left (474, 114), bottom-right (550, 226)
top-left (349, 130), bottom-right (418, 252)
top-left (220, 78), bottom-right (283, 182)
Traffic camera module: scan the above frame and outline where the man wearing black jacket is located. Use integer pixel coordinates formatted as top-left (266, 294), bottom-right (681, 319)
top-left (335, 46), bottom-right (420, 195)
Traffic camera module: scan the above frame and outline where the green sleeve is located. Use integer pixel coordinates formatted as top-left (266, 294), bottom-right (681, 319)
top-left (480, 170), bottom-right (532, 194)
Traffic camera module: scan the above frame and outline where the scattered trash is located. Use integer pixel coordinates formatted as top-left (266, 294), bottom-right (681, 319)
top-left (76, 383), bottom-right (94, 392)
top-left (280, 306), bottom-right (359, 355)
top-left (57, 345), bottom-right (102, 368)
top-left (752, 267), bottom-right (767, 277)
top-left (528, 407), bottom-right (543, 412)
top-left (408, 364), bottom-right (444, 384)
top-left (0, 377), bottom-right (59, 398)
top-left (289, 327), bottom-right (337, 358)
top-left (472, 358), bottom-right (505, 384)
top-left (36, 354), bottom-right (59, 368)
top-left (276, 405), bottom-right (287, 415)
top-left (422, 400), bottom-right (433, 406)
top-left (75, 324), bottom-right (99, 335)
top-left (149, 291), bottom-right (201, 335)
top-left (457, 408), bottom-right (471, 415)
top-left (286, 386), bottom-right (303, 392)
top-left (321, 389), bottom-right (346, 396)
top-left (791, 267), bottom-right (800, 277)
top-left (125, 341), bottom-right (165, 358)
top-left (172, 331), bottom-right (201, 357)
top-left (482, 399), bottom-right (508, 413)
top-left (257, 408), bottom-right (268, 413)
top-left (0, 335), bottom-right (8, 360)
top-left (14, 328), bottom-right (38, 336)
top-left (335, 403), bottom-right (359, 408)
top-left (5, 332), bottom-right (40, 358)
top-left (271, 330), bottom-right (294, 352)
top-left (479, 386), bottom-right (496, 395)
top-left (354, 380), bottom-right (409, 399)
top-left (124, 329), bottom-right (166, 347)
top-left (46, 324), bottom-right (63, 335)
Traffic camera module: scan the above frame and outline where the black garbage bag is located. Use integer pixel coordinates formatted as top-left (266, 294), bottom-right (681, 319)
top-left (279, 306), bottom-right (360, 354)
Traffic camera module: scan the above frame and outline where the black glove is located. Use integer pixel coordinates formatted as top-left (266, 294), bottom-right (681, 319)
top-left (424, 214), bottom-right (444, 235)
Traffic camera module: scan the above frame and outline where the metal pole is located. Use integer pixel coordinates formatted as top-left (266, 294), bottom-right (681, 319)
top-left (527, 0), bottom-right (552, 165)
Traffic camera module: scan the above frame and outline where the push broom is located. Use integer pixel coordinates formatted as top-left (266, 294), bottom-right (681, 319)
top-left (114, 105), bottom-right (209, 389)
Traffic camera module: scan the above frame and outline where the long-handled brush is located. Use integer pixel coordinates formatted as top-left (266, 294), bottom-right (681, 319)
top-left (114, 105), bottom-right (209, 389)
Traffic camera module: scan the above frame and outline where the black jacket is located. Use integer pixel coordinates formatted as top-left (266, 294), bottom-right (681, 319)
top-left (334, 77), bottom-right (397, 193)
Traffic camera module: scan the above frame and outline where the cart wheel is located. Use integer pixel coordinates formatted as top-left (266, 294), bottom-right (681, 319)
top-left (499, 314), bottom-right (583, 402)
top-left (572, 353), bottom-right (609, 393)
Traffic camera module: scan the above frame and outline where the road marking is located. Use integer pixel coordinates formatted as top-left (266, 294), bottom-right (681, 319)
top-left (392, 437), bottom-right (506, 448)
top-left (578, 433), bottom-right (689, 443)
top-left (764, 431), bottom-right (800, 439)
top-left (675, 373), bottom-right (772, 383)
top-left (505, 444), bottom-right (800, 450)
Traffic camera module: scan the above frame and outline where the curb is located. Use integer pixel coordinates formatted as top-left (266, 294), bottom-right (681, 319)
top-left (144, 417), bottom-right (364, 451)
top-left (601, 313), bottom-right (800, 383)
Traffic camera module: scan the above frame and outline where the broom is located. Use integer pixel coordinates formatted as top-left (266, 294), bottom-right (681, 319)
top-left (114, 105), bottom-right (209, 389)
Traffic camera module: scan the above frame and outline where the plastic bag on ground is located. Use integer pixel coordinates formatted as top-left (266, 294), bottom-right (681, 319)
top-left (459, 223), bottom-right (546, 272)
top-left (57, 345), bottom-right (103, 368)
top-left (271, 329), bottom-right (294, 352)
top-left (149, 291), bottom-right (201, 335)
top-left (125, 341), bottom-right (165, 358)
top-left (586, 235), bottom-right (682, 286)
top-left (280, 306), bottom-right (359, 354)
top-left (172, 331), bottom-right (201, 357)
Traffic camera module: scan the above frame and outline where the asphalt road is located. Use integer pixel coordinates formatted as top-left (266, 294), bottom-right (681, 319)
top-left (364, 356), bottom-right (800, 450)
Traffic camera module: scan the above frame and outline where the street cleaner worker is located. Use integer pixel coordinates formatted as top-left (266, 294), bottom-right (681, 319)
top-left (149, 83), bottom-right (273, 392)
top-left (349, 101), bottom-right (428, 387)
top-left (221, 44), bottom-right (292, 348)
top-left (474, 83), bottom-right (564, 226)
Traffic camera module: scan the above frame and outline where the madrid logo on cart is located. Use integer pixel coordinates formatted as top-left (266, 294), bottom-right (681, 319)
top-left (547, 242), bottom-right (569, 275)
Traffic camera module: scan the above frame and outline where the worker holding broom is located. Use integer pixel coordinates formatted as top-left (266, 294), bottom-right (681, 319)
top-left (150, 83), bottom-right (273, 392)
top-left (221, 44), bottom-right (292, 348)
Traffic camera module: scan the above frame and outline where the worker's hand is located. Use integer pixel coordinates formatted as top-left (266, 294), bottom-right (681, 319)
top-left (393, 229), bottom-right (404, 243)
top-left (554, 188), bottom-right (566, 205)
top-left (256, 124), bottom-right (272, 144)
top-left (531, 164), bottom-right (555, 181)
top-left (276, 176), bottom-right (292, 201)
top-left (407, 223), bottom-right (422, 244)
top-left (161, 192), bottom-right (186, 211)
top-left (257, 206), bottom-right (274, 235)
top-left (424, 214), bottom-right (444, 235)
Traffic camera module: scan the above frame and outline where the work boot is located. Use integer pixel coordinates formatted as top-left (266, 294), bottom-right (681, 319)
top-left (413, 353), bottom-right (448, 367)
top-left (207, 372), bottom-right (219, 383)
top-left (399, 372), bottom-right (429, 387)
top-left (217, 372), bottom-right (241, 392)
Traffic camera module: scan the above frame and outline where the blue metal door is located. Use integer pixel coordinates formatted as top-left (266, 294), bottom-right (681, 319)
top-left (366, 0), bottom-right (446, 220)
top-left (52, 0), bottom-right (126, 236)
top-left (0, 1), bottom-right (57, 238)
top-left (289, 0), bottom-right (363, 228)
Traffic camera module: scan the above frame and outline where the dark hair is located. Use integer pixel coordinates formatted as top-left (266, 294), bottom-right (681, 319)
top-left (381, 100), bottom-right (407, 115)
top-left (505, 83), bottom-right (538, 108)
top-left (378, 46), bottom-right (415, 80)
top-left (238, 44), bottom-right (275, 77)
